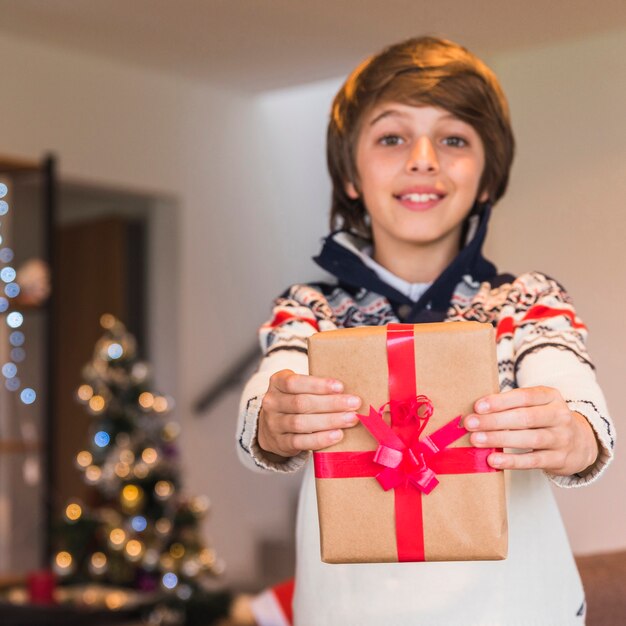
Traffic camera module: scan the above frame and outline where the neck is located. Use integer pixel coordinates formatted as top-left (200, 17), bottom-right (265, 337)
top-left (372, 230), bottom-right (462, 284)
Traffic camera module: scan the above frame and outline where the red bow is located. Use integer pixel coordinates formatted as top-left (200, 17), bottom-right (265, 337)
top-left (360, 404), bottom-right (441, 495)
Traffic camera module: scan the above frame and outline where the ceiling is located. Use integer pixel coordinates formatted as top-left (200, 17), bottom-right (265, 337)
top-left (0, 0), bottom-right (624, 93)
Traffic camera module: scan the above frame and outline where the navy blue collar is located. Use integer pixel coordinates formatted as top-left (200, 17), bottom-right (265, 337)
top-left (313, 206), bottom-right (500, 322)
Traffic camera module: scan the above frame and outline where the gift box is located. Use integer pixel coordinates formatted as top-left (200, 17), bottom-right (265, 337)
top-left (308, 322), bottom-right (507, 564)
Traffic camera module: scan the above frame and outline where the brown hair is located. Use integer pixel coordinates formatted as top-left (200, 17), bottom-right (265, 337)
top-left (327, 36), bottom-right (515, 236)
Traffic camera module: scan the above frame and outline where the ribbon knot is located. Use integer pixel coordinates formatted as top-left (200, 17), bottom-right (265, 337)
top-left (361, 404), bottom-right (440, 495)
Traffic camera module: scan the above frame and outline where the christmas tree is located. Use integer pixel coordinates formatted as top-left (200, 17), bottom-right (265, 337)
top-left (52, 314), bottom-right (229, 624)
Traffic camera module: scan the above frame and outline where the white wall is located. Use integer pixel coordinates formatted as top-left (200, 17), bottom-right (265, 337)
top-left (254, 77), bottom-right (342, 285)
top-left (0, 25), bottom-right (624, 589)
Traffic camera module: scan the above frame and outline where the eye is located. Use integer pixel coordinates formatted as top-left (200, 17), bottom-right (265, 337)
top-left (378, 134), bottom-right (404, 147)
top-left (442, 136), bottom-right (468, 148)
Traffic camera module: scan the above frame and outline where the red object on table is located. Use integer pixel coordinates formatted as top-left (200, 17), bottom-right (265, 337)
top-left (27, 569), bottom-right (56, 605)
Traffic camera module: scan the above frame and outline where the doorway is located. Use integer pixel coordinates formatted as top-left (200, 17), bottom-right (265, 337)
top-left (52, 182), bottom-right (180, 515)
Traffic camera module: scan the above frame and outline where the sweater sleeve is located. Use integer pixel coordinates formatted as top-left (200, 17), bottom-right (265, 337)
top-left (236, 284), bottom-right (338, 474)
top-left (496, 272), bottom-right (615, 488)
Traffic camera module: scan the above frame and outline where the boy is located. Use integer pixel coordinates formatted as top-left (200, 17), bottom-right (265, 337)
top-left (237, 36), bottom-right (614, 625)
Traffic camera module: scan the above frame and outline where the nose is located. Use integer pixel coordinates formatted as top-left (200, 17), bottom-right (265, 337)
top-left (406, 136), bottom-right (439, 174)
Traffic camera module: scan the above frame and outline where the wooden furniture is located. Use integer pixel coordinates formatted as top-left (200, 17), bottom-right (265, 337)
top-left (576, 550), bottom-right (626, 625)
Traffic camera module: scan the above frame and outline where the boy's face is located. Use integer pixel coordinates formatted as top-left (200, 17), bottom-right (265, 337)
top-left (346, 103), bottom-right (487, 259)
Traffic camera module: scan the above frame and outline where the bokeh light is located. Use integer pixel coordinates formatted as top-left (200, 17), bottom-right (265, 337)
top-left (122, 484), bottom-right (141, 503)
top-left (180, 559), bottom-right (201, 578)
top-left (141, 447), bottom-right (158, 464)
top-left (162, 573), bottom-right (178, 590)
top-left (7, 312), bottom-right (23, 328)
top-left (155, 517), bottom-right (172, 535)
top-left (169, 543), bottom-right (185, 559)
top-left (190, 496), bottom-right (210, 516)
top-left (4, 283), bottom-right (20, 298)
top-left (109, 528), bottom-right (126, 549)
top-left (154, 480), bottom-right (173, 500)
top-left (138, 392), bottom-right (154, 409)
top-left (54, 551), bottom-right (73, 574)
top-left (94, 431), bottom-right (111, 448)
top-left (2, 362), bottom-right (17, 378)
top-left (162, 421), bottom-right (181, 442)
top-left (20, 388), bottom-right (36, 405)
top-left (89, 395), bottom-right (106, 413)
top-left (85, 465), bottom-right (102, 483)
top-left (115, 462), bottom-right (130, 478)
top-left (77, 384), bottom-right (94, 402)
top-left (120, 449), bottom-right (135, 464)
top-left (11, 348), bottom-right (25, 362)
top-left (9, 331), bottom-right (24, 346)
top-left (100, 314), bottom-right (116, 329)
top-left (199, 548), bottom-right (216, 567)
top-left (90, 552), bottom-right (107, 574)
top-left (76, 451), bottom-right (93, 468)
top-left (0, 267), bottom-right (16, 283)
top-left (131, 362), bottom-right (149, 382)
top-left (131, 515), bottom-right (147, 532)
top-left (133, 463), bottom-right (149, 479)
top-left (153, 396), bottom-right (169, 413)
top-left (107, 343), bottom-right (123, 359)
top-left (181, 558), bottom-right (201, 578)
top-left (105, 591), bottom-right (127, 610)
top-left (65, 502), bottom-right (83, 522)
top-left (5, 377), bottom-right (20, 391)
top-left (125, 539), bottom-right (144, 561)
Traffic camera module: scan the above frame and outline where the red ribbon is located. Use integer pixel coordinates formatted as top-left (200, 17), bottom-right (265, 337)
top-left (313, 323), bottom-right (500, 562)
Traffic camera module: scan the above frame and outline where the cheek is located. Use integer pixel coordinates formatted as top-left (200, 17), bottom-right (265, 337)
top-left (449, 159), bottom-right (484, 195)
top-left (358, 155), bottom-right (396, 194)
top-left (356, 163), bottom-right (381, 198)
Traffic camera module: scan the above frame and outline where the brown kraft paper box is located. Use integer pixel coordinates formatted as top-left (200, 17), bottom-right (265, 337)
top-left (307, 321), bottom-right (508, 564)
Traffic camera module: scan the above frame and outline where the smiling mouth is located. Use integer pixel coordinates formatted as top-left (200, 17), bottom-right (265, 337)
top-left (394, 191), bottom-right (446, 210)
top-left (397, 192), bottom-right (443, 203)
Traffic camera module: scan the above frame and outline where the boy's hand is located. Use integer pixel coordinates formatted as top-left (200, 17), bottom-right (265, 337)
top-left (464, 386), bottom-right (598, 475)
top-left (258, 370), bottom-right (362, 458)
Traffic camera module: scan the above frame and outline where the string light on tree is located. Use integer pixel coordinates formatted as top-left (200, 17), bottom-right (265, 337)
top-left (75, 450), bottom-right (92, 469)
top-left (54, 551), bottom-right (74, 576)
top-left (89, 552), bottom-right (108, 576)
top-left (64, 501), bottom-right (83, 523)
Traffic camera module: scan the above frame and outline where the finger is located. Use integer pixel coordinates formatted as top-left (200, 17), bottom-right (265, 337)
top-left (281, 411), bottom-right (360, 434)
top-left (487, 450), bottom-right (554, 471)
top-left (288, 428), bottom-right (346, 452)
top-left (469, 427), bottom-right (557, 451)
top-left (474, 386), bottom-right (557, 414)
top-left (271, 370), bottom-right (345, 395)
top-left (465, 405), bottom-right (554, 432)
top-left (280, 392), bottom-right (361, 415)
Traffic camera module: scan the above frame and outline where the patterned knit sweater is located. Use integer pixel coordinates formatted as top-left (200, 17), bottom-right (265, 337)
top-left (237, 210), bottom-right (614, 625)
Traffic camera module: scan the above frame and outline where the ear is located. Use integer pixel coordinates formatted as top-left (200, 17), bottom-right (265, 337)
top-left (345, 180), bottom-right (359, 200)
top-left (478, 189), bottom-right (489, 203)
